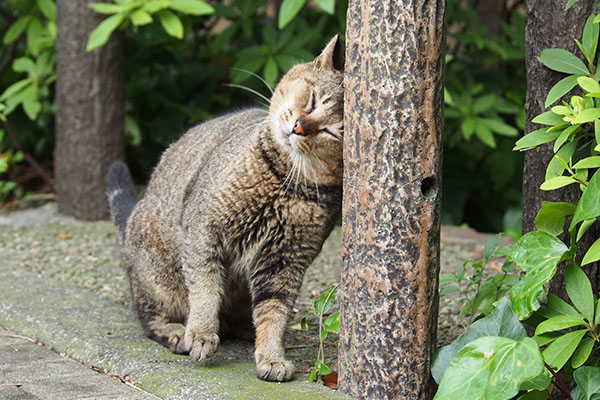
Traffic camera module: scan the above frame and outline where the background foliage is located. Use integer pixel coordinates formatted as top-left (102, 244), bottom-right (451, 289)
top-left (0, 0), bottom-right (525, 233)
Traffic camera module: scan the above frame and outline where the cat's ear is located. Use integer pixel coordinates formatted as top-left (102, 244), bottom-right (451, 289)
top-left (314, 34), bottom-right (344, 72)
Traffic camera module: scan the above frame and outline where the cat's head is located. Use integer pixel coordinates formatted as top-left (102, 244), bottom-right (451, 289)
top-left (269, 35), bottom-right (344, 180)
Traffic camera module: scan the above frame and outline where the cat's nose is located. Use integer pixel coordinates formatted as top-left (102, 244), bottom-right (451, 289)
top-left (292, 119), bottom-right (306, 136)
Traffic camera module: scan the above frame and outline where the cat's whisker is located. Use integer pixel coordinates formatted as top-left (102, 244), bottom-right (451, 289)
top-left (231, 68), bottom-right (274, 95)
top-left (225, 83), bottom-right (272, 107)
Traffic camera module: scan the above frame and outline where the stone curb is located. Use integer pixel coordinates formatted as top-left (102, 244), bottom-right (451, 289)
top-left (0, 261), bottom-right (351, 400)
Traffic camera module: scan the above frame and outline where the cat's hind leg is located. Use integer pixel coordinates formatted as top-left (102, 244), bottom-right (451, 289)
top-left (127, 266), bottom-right (189, 354)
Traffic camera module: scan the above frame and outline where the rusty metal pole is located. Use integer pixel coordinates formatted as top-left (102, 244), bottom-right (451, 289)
top-left (339, 0), bottom-right (446, 399)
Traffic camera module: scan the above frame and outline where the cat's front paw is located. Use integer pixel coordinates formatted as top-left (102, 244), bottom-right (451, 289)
top-left (255, 358), bottom-right (295, 382)
top-left (184, 328), bottom-right (219, 360)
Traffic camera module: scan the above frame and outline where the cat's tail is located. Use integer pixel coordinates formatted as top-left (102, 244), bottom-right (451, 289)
top-left (107, 161), bottom-right (138, 244)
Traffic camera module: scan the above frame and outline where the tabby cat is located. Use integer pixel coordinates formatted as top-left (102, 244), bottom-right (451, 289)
top-left (107, 35), bottom-right (344, 382)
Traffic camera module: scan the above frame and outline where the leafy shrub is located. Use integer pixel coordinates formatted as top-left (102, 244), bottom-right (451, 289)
top-left (434, 9), bottom-right (600, 400)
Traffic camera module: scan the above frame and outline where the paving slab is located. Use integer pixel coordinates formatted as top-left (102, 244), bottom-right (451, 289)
top-left (0, 260), bottom-right (350, 399)
top-left (0, 328), bottom-right (155, 400)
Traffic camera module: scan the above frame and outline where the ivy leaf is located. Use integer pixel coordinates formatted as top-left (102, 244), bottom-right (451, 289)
top-left (535, 202), bottom-right (576, 236)
top-left (574, 366), bottom-right (600, 400)
top-left (507, 231), bottom-right (569, 319)
top-left (431, 298), bottom-right (526, 384)
top-left (433, 336), bottom-right (544, 400)
top-left (571, 170), bottom-right (600, 230)
top-left (538, 48), bottom-right (590, 75)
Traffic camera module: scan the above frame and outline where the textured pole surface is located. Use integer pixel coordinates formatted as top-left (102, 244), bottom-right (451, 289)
top-left (339, 1), bottom-right (446, 399)
top-left (56, 0), bottom-right (125, 220)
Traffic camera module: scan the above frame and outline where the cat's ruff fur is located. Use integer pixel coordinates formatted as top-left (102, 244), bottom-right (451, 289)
top-left (107, 35), bottom-right (344, 382)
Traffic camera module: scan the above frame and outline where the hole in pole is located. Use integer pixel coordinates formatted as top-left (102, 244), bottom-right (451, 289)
top-left (421, 177), bottom-right (436, 199)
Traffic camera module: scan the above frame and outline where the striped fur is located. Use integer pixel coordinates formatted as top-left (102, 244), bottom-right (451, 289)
top-left (108, 35), bottom-right (344, 382)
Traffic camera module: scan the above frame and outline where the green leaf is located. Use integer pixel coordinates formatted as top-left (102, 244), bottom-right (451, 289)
top-left (535, 202), bottom-right (576, 236)
top-left (538, 293), bottom-right (582, 319)
top-left (507, 231), bottom-right (569, 319)
top-left (314, 0), bottom-right (334, 14)
top-left (323, 312), bottom-right (339, 334)
top-left (543, 329), bottom-right (587, 370)
top-left (4, 16), bottom-right (30, 45)
top-left (583, 237), bottom-right (600, 266)
top-left (545, 75), bottom-right (580, 108)
top-left (315, 360), bottom-right (330, 376)
top-left (142, 0), bottom-right (171, 13)
top-left (473, 94), bottom-right (496, 114)
top-left (86, 14), bottom-right (125, 51)
top-left (514, 128), bottom-right (561, 151)
top-left (484, 233), bottom-right (501, 259)
top-left (553, 124), bottom-right (580, 153)
top-left (539, 48), bottom-right (590, 75)
top-left (0, 79), bottom-right (33, 102)
top-left (461, 117), bottom-right (476, 139)
top-left (12, 57), bottom-right (36, 75)
top-left (89, 2), bottom-right (129, 14)
top-left (579, 77), bottom-right (600, 94)
top-left (583, 14), bottom-right (599, 63)
top-left (572, 108), bottom-right (600, 124)
top-left (37, 0), bottom-right (57, 21)
top-left (433, 336), bottom-right (544, 400)
top-left (431, 298), bottom-right (526, 384)
top-left (169, 0), bottom-right (214, 16)
top-left (479, 118), bottom-right (519, 137)
top-left (572, 338), bottom-right (595, 368)
top-left (534, 315), bottom-right (586, 335)
top-left (540, 176), bottom-right (577, 191)
top-left (533, 332), bottom-right (562, 347)
top-left (314, 285), bottom-right (337, 315)
top-left (574, 156), bottom-right (600, 169)
top-left (20, 85), bottom-right (40, 120)
top-left (26, 18), bottom-right (46, 56)
top-left (532, 110), bottom-right (567, 126)
top-left (263, 57), bottom-right (278, 88)
top-left (124, 115), bottom-right (142, 146)
top-left (157, 10), bottom-right (183, 39)
top-left (566, 0), bottom-right (580, 9)
top-left (547, 141), bottom-right (576, 180)
top-left (578, 219), bottom-right (596, 242)
top-left (475, 122), bottom-right (496, 147)
top-left (571, 170), bottom-right (600, 230)
top-left (574, 366), bottom-right (600, 400)
top-left (278, 0), bottom-right (307, 29)
top-left (129, 9), bottom-right (153, 26)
